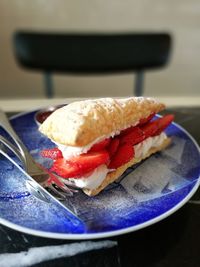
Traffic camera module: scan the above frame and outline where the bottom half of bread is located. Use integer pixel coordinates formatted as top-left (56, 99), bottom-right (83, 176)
top-left (83, 137), bottom-right (171, 196)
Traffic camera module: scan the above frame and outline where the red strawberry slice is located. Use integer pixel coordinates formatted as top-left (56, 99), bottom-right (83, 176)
top-left (108, 144), bottom-right (134, 169)
top-left (120, 127), bottom-right (133, 136)
top-left (120, 125), bottom-right (137, 136)
top-left (89, 138), bottom-right (111, 152)
top-left (51, 150), bottom-right (109, 178)
top-left (41, 148), bottom-right (63, 159)
top-left (153, 114), bottom-right (174, 135)
top-left (141, 120), bottom-right (158, 138)
top-left (107, 138), bottom-right (120, 158)
top-left (139, 113), bottom-right (155, 125)
top-left (51, 159), bottom-right (82, 178)
top-left (120, 126), bottom-right (145, 146)
top-left (119, 113), bottom-right (155, 137)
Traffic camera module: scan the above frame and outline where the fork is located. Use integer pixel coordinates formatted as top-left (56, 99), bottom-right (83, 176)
top-left (0, 109), bottom-right (77, 199)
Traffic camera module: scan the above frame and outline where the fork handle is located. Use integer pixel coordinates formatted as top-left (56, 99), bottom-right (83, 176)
top-left (0, 135), bottom-right (24, 161)
top-left (0, 109), bottom-right (28, 162)
top-left (0, 109), bottom-right (41, 174)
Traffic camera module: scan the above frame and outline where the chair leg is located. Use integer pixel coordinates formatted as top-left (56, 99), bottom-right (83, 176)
top-left (134, 71), bottom-right (144, 96)
top-left (44, 72), bottom-right (54, 98)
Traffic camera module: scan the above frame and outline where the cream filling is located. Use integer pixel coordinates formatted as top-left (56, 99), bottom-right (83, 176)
top-left (55, 136), bottom-right (106, 159)
top-left (67, 132), bottom-right (167, 190)
top-left (134, 132), bottom-right (167, 158)
top-left (68, 164), bottom-right (108, 190)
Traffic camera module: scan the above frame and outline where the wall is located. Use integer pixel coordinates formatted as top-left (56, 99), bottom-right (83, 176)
top-left (0, 0), bottom-right (200, 99)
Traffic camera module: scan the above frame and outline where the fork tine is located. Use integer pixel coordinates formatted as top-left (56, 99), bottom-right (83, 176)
top-left (51, 181), bottom-right (75, 196)
top-left (50, 173), bottom-right (80, 192)
top-left (47, 184), bottom-right (72, 199)
top-left (61, 179), bottom-right (81, 191)
top-left (59, 182), bottom-right (79, 193)
top-left (45, 172), bottom-right (77, 195)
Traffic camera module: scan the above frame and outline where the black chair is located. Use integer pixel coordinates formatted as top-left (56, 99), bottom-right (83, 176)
top-left (13, 31), bottom-right (172, 98)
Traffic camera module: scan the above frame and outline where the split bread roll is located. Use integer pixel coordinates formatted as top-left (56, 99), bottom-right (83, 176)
top-left (39, 97), bottom-right (172, 196)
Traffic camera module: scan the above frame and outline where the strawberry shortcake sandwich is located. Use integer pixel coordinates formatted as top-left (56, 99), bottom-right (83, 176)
top-left (39, 97), bottom-right (174, 196)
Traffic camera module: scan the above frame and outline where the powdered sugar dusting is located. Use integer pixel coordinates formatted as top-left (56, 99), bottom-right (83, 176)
top-left (162, 136), bottom-right (186, 163)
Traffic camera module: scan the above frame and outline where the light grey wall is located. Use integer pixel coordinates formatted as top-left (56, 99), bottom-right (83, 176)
top-left (0, 0), bottom-right (200, 99)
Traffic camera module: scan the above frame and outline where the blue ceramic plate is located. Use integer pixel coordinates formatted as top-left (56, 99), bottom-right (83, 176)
top-left (0, 110), bottom-right (200, 239)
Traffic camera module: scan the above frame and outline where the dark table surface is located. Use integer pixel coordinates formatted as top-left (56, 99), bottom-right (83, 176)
top-left (0, 107), bottom-right (200, 267)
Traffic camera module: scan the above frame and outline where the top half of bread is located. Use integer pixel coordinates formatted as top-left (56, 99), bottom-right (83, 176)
top-left (39, 97), bottom-right (165, 147)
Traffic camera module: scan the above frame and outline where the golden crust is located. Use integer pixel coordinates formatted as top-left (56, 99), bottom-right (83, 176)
top-left (84, 137), bottom-right (171, 196)
top-left (39, 97), bottom-right (165, 146)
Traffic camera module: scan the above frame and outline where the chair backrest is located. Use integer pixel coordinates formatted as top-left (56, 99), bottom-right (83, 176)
top-left (13, 32), bottom-right (172, 97)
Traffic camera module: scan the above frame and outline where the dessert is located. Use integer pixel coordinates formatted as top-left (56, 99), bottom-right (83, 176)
top-left (39, 97), bottom-right (174, 196)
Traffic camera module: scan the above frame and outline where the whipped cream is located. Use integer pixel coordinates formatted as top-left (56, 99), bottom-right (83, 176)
top-left (69, 164), bottom-right (108, 190)
top-left (56, 136), bottom-right (105, 159)
top-left (66, 132), bottom-right (167, 190)
top-left (134, 132), bottom-right (167, 158)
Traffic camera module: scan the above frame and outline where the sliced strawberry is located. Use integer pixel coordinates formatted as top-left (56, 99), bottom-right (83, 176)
top-left (108, 144), bottom-right (134, 169)
top-left (51, 159), bottom-right (81, 178)
top-left (120, 126), bottom-right (135, 136)
top-left (41, 147), bottom-right (63, 159)
top-left (139, 113), bottom-right (155, 125)
top-left (107, 138), bottom-right (120, 158)
top-left (51, 150), bottom-right (109, 178)
top-left (141, 120), bottom-right (158, 138)
top-left (153, 114), bottom-right (174, 135)
top-left (89, 138), bottom-right (111, 152)
top-left (120, 126), bottom-right (145, 146)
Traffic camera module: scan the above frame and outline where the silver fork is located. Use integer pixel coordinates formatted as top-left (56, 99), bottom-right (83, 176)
top-left (0, 109), bottom-right (77, 199)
